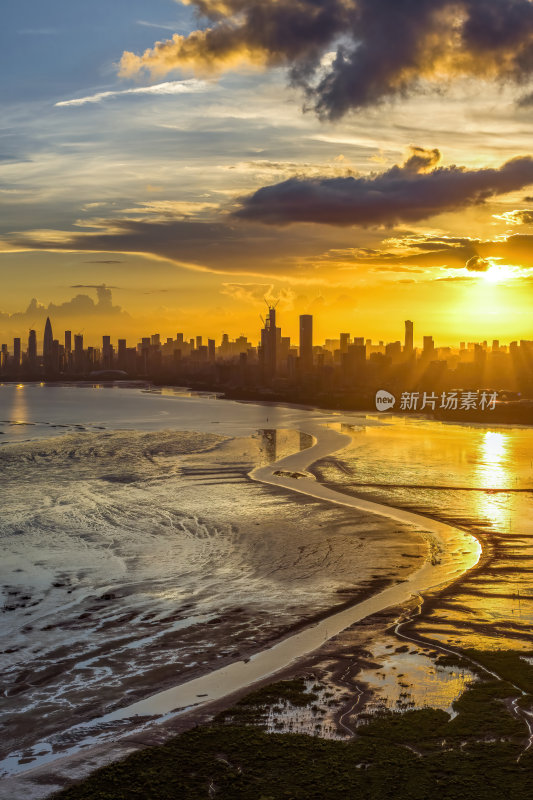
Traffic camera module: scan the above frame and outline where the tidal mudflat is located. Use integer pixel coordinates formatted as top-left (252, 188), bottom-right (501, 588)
top-left (305, 416), bottom-right (533, 735)
top-left (1, 386), bottom-right (531, 798)
top-left (1, 384), bottom-right (430, 790)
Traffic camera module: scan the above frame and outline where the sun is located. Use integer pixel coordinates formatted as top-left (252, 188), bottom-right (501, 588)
top-left (482, 262), bottom-right (518, 283)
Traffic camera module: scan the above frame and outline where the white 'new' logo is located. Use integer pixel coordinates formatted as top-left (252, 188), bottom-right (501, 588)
top-left (375, 390), bottom-right (396, 411)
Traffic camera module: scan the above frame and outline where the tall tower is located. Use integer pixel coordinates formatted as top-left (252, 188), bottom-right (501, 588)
top-left (43, 317), bottom-right (53, 358)
top-left (74, 334), bottom-right (84, 372)
top-left (299, 314), bottom-right (313, 374)
top-left (260, 304), bottom-right (278, 382)
top-left (404, 320), bottom-right (414, 353)
top-left (422, 335), bottom-right (435, 359)
top-left (13, 338), bottom-right (21, 370)
top-left (43, 317), bottom-right (55, 374)
top-left (28, 329), bottom-right (37, 370)
top-left (340, 332), bottom-right (350, 354)
top-left (102, 335), bottom-right (112, 368)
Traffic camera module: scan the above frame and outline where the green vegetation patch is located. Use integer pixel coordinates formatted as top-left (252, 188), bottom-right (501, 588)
top-left (52, 656), bottom-right (533, 800)
top-left (51, 724), bottom-right (533, 800)
top-left (214, 678), bottom-right (319, 726)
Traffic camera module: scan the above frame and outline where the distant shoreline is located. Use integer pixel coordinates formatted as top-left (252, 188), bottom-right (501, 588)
top-left (1, 377), bottom-right (532, 426)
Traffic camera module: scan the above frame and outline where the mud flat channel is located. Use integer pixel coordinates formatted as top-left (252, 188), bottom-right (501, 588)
top-left (0, 418), bottom-right (481, 799)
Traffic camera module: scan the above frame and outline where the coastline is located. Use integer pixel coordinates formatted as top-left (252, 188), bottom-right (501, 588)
top-left (0, 413), bottom-right (482, 799)
top-left (1, 379), bottom-right (532, 430)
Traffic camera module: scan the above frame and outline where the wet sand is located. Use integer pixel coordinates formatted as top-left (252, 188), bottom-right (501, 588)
top-left (312, 419), bottom-right (533, 653)
top-left (0, 417), bottom-right (482, 799)
top-left (1, 426), bottom-right (428, 774)
top-left (2, 391), bottom-right (528, 800)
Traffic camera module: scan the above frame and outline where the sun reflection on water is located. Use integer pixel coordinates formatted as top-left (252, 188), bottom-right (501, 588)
top-left (479, 431), bottom-right (509, 485)
top-left (11, 383), bottom-right (28, 425)
top-left (473, 430), bottom-right (512, 532)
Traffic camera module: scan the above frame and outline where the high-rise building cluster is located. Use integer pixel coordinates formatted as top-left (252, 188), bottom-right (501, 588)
top-left (1, 313), bottom-right (532, 403)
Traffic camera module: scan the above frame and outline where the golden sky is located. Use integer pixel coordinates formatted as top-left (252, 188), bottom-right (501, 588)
top-left (1, 0), bottom-right (533, 346)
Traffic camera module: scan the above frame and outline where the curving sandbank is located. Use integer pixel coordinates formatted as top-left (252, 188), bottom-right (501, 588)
top-left (0, 420), bottom-right (481, 787)
top-left (101, 423), bottom-right (481, 721)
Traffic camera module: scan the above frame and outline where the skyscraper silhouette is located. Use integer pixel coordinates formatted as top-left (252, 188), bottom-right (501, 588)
top-left (43, 317), bottom-right (55, 373)
top-left (299, 314), bottom-right (313, 374)
top-left (74, 334), bottom-right (84, 372)
top-left (27, 329), bottom-right (37, 370)
top-left (261, 305), bottom-right (278, 382)
top-left (13, 338), bottom-right (21, 370)
top-left (43, 317), bottom-right (53, 359)
top-left (405, 320), bottom-right (414, 353)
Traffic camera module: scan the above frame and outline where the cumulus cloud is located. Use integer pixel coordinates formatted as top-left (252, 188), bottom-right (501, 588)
top-left (0, 287), bottom-right (129, 337)
top-left (233, 150), bottom-right (533, 227)
top-left (494, 209), bottom-right (533, 225)
top-left (403, 147), bottom-right (441, 174)
top-left (55, 79), bottom-right (208, 107)
top-left (221, 282), bottom-right (274, 303)
top-left (68, 285), bottom-right (118, 308)
top-left (119, 0), bottom-right (533, 118)
top-left (465, 255), bottom-right (490, 272)
top-left (221, 282), bottom-right (296, 310)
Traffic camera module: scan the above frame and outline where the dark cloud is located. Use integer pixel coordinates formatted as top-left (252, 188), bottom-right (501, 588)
top-left (2, 217), bottom-right (359, 277)
top-left (234, 151), bottom-right (533, 227)
top-left (403, 147), bottom-right (441, 174)
top-left (435, 275), bottom-right (474, 282)
top-left (5, 213), bottom-right (533, 283)
top-left (465, 255), bottom-right (490, 272)
top-left (71, 283), bottom-right (121, 289)
top-left (120, 0), bottom-right (533, 119)
top-left (496, 209), bottom-right (533, 225)
top-left (372, 265), bottom-right (425, 273)
top-left (351, 232), bottom-right (533, 271)
top-left (515, 210), bottom-right (533, 224)
top-left (517, 91), bottom-right (533, 105)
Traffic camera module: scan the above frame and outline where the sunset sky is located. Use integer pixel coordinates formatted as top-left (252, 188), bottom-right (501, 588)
top-left (1, 0), bottom-right (533, 346)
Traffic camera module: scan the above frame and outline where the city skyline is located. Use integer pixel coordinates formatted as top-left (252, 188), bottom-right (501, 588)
top-left (2, 309), bottom-right (531, 414)
top-left (2, 307), bottom-right (530, 359)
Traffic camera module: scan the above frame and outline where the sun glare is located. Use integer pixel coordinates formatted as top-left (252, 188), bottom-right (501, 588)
top-left (482, 263), bottom-right (518, 283)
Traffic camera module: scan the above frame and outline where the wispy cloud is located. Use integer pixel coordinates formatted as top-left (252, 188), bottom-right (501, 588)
top-left (71, 284), bottom-right (121, 289)
top-left (55, 79), bottom-right (209, 108)
top-left (137, 20), bottom-right (183, 32)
